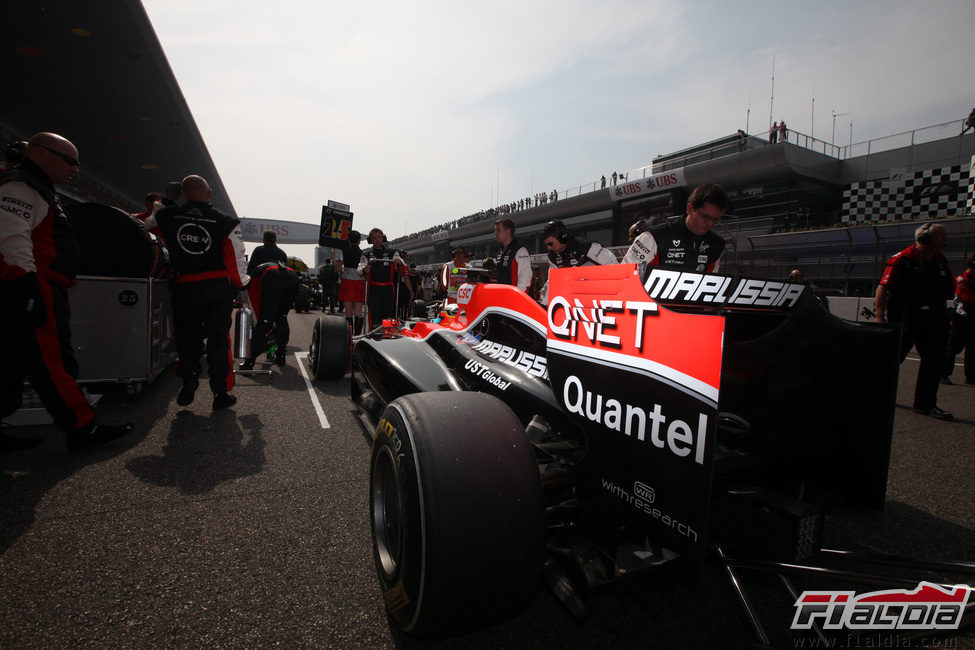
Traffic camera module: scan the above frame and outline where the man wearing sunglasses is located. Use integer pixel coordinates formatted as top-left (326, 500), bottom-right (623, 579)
top-left (0, 132), bottom-right (133, 451)
top-left (622, 183), bottom-right (729, 277)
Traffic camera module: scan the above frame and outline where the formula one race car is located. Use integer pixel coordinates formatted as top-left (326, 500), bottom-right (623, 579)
top-left (308, 265), bottom-right (974, 643)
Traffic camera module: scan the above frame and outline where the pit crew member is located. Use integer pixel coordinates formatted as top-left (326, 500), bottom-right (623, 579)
top-left (875, 222), bottom-right (954, 420)
top-left (440, 246), bottom-right (469, 304)
top-left (238, 262), bottom-right (299, 370)
top-left (247, 229), bottom-right (288, 276)
top-left (148, 175), bottom-right (248, 410)
top-left (622, 183), bottom-right (729, 277)
top-left (0, 132), bottom-right (133, 451)
top-left (358, 228), bottom-right (406, 330)
top-left (494, 218), bottom-right (532, 292)
top-left (540, 219), bottom-right (618, 304)
top-left (943, 252), bottom-right (975, 385)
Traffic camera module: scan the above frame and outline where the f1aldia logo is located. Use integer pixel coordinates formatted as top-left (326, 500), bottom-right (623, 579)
top-left (792, 582), bottom-right (971, 631)
top-left (177, 223), bottom-right (212, 255)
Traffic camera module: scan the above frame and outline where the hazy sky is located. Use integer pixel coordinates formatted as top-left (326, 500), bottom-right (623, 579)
top-left (141, 0), bottom-right (973, 261)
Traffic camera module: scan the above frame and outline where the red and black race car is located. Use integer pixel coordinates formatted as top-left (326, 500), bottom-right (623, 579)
top-left (307, 264), bottom-right (968, 641)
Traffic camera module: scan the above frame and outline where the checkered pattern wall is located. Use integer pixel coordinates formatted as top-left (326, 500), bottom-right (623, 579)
top-left (842, 163), bottom-right (973, 223)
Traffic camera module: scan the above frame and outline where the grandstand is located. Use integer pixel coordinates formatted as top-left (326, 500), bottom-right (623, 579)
top-left (392, 121), bottom-right (974, 296)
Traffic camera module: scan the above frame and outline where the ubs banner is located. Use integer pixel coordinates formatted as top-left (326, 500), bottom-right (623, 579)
top-left (239, 218), bottom-right (322, 244)
top-left (609, 168), bottom-right (687, 202)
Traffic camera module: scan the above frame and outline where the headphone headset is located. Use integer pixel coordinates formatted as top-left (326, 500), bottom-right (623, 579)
top-left (545, 220), bottom-right (569, 244)
top-left (916, 222), bottom-right (935, 245)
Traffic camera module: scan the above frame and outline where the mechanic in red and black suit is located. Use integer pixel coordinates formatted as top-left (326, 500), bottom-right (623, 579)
top-left (494, 217), bottom-right (532, 292)
top-left (622, 183), bottom-right (729, 278)
top-left (875, 222), bottom-right (954, 420)
top-left (146, 175), bottom-right (249, 409)
top-left (0, 132), bottom-right (133, 451)
top-left (238, 262), bottom-right (299, 370)
top-left (358, 228), bottom-right (407, 330)
top-left (132, 191), bottom-right (166, 242)
top-left (943, 253), bottom-right (975, 385)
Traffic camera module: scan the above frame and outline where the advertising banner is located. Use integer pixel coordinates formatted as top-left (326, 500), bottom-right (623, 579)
top-left (545, 264), bottom-right (722, 561)
top-left (239, 218), bottom-right (322, 244)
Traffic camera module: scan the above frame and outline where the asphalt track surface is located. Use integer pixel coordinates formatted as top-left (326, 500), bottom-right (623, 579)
top-left (1, 309), bottom-right (974, 649)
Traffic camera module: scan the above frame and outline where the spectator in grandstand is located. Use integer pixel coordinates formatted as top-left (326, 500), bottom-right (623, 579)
top-left (942, 252), bottom-right (975, 385)
top-left (875, 222), bottom-right (954, 420)
top-left (601, 175), bottom-right (607, 189)
top-left (494, 218), bottom-right (532, 292)
top-left (247, 230), bottom-right (287, 276)
top-left (779, 120), bottom-right (788, 143)
top-left (338, 231), bottom-right (365, 334)
top-left (440, 247), bottom-right (468, 304)
top-left (622, 183), bottom-right (728, 277)
top-left (151, 174), bottom-right (248, 410)
top-left (961, 107), bottom-right (975, 135)
top-left (0, 132), bottom-right (134, 451)
top-left (770, 121), bottom-right (778, 143)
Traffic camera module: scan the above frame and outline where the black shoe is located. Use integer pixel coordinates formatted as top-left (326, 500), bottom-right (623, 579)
top-left (67, 423), bottom-right (133, 451)
top-left (966, 378), bottom-right (975, 386)
top-left (212, 393), bottom-right (237, 409)
top-left (177, 376), bottom-right (199, 406)
top-left (0, 430), bottom-right (42, 453)
top-left (913, 406), bottom-right (953, 420)
top-left (238, 359), bottom-right (255, 371)
top-left (274, 353), bottom-right (286, 367)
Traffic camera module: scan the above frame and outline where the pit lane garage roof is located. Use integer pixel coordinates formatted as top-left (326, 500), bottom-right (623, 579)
top-left (2, 1), bottom-right (237, 217)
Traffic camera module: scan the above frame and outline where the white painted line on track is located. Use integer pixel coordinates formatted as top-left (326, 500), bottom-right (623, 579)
top-left (294, 351), bottom-right (330, 429)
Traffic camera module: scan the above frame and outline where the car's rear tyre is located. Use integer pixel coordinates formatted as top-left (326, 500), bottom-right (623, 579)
top-left (370, 392), bottom-right (544, 638)
top-left (411, 298), bottom-right (426, 319)
top-left (309, 315), bottom-right (350, 380)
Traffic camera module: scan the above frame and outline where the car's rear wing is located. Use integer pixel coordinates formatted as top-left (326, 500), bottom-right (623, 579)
top-left (545, 264), bottom-right (900, 562)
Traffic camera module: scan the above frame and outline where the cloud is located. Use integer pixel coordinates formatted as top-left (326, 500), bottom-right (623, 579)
top-left (143, 0), bottom-right (975, 241)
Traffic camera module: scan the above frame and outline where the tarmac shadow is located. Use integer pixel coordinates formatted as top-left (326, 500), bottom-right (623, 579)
top-left (126, 409), bottom-right (265, 494)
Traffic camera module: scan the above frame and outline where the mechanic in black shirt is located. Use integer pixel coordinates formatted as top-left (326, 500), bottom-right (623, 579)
top-left (149, 175), bottom-right (249, 409)
top-left (539, 220), bottom-right (618, 305)
top-left (358, 228), bottom-right (406, 330)
top-left (541, 220), bottom-right (617, 268)
top-left (246, 230), bottom-right (287, 276)
top-left (494, 218), bottom-right (532, 292)
top-left (622, 183), bottom-right (729, 277)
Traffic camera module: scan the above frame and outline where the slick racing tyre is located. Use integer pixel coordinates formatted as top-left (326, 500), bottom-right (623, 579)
top-left (370, 392), bottom-right (544, 638)
top-left (309, 315), bottom-right (350, 380)
top-left (411, 298), bottom-right (426, 319)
